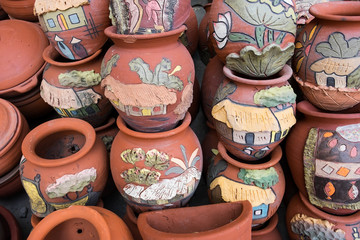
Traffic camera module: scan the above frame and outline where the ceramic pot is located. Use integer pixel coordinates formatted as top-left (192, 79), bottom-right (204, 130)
top-left (110, 112), bottom-right (202, 213)
top-left (286, 192), bottom-right (360, 240)
top-left (28, 205), bottom-right (133, 240)
top-left (208, 0), bottom-right (296, 77)
top-left (20, 118), bottom-right (108, 218)
top-left (0, 206), bottom-right (21, 240)
top-left (286, 100), bottom-right (360, 215)
top-left (180, 7), bottom-right (199, 56)
top-left (207, 141), bottom-right (285, 226)
top-left (198, 3), bottom-right (216, 65)
top-left (0, 165), bottom-right (22, 198)
top-left (211, 64), bottom-right (296, 161)
top-left (252, 213), bottom-right (281, 240)
top-left (33, 0), bottom-right (110, 60)
top-left (201, 121), bottom-right (219, 176)
top-left (123, 205), bottom-right (142, 240)
top-left (0, 0), bottom-right (37, 21)
top-left (41, 45), bottom-right (113, 128)
top-left (137, 201), bottom-right (252, 240)
top-left (293, 1), bottom-right (360, 111)
top-left (102, 25), bottom-right (195, 133)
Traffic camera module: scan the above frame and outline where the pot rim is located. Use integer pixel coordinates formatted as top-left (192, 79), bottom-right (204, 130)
top-left (0, 206), bottom-right (21, 240)
top-left (309, 2), bottom-right (360, 22)
top-left (217, 141), bottom-right (282, 169)
top-left (223, 64), bottom-right (292, 86)
top-left (94, 117), bottom-right (116, 133)
top-left (251, 213), bottom-right (278, 236)
top-left (21, 118), bottom-right (96, 167)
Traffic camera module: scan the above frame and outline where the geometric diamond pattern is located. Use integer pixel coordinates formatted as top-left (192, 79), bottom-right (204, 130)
top-left (336, 167), bottom-right (350, 177)
top-left (321, 164), bottom-right (334, 175)
top-left (355, 167), bottom-right (360, 175)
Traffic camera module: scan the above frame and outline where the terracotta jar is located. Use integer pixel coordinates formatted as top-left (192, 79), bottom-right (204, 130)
top-left (33, 0), bottom-right (110, 60)
top-left (286, 192), bottom-right (360, 240)
top-left (110, 112), bottom-right (202, 213)
top-left (293, 1), bottom-right (360, 111)
top-left (252, 213), bottom-right (281, 240)
top-left (180, 7), bottom-right (199, 56)
top-left (41, 45), bottom-right (113, 128)
top-left (286, 100), bottom-right (360, 215)
top-left (212, 64), bottom-right (296, 161)
top-left (28, 205), bottom-right (133, 240)
top-left (102, 25), bottom-right (195, 133)
top-left (208, 0), bottom-right (296, 77)
top-left (137, 201), bottom-right (252, 240)
top-left (20, 118), bottom-right (108, 218)
top-left (0, 0), bottom-right (37, 21)
top-left (0, 206), bottom-right (21, 240)
top-left (207, 141), bottom-right (285, 226)
top-left (198, 3), bottom-right (216, 65)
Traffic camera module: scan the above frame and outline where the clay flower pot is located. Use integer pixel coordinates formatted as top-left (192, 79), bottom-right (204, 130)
top-left (207, 141), bottom-right (285, 226)
top-left (110, 112), bottom-right (203, 213)
top-left (208, 0), bottom-right (296, 77)
top-left (212, 64), bottom-right (296, 161)
top-left (293, 1), bottom-right (360, 111)
top-left (33, 0), bottom-right (110, 60)
top-left (40, 45), bottom-right (113, 128)
top-left (252, 213), bottom-right (281, 240)
top-left (20, 118), bottom-right (108, 218)
top-left (102, 25), bottom-right (195, 132)
top-left (0, 206), bottom-right (21, 240)
top-left (28, 205), bottom-right (133, 240)
top-left (0, 0), bottom-right (37, 21)
top-left (137, 201), bottom-right (253, 240)
top-left (286, 100), bottom-right (360, 215)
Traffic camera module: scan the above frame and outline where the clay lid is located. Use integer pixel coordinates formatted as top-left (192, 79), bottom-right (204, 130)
top-left (0, 99), bottom-right (20, 155)
top-left (0, 19), bottom-right (48, 91)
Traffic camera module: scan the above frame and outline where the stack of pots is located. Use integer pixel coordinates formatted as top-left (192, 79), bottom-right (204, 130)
top-left (205, 0), bottom-right (297, 234)
top-left (286, 1), bottom-right (360, 239)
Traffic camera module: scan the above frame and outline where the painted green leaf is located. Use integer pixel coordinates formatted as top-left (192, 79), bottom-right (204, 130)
top-left (100, 54), bottom-right (120, 78)
top-left (213, 82), bottom-right (237, 105)
top-left (255, 26), bottom-right (266, 48)
top-left (121, 167), bottom-right (161, 185)
top-left (145, 149), bottom-right (170, 170)
top-left (120, 148), bottom-right (146, 164)
top-left (254, 85), bottom-right (296, 107)
top-left (207, 159), bottom-right (228, 187)
top-left (347, 66), bottom-right (360, 88)
top-left (316, 32), bottom-right (360, 58)
top-left (228, 32), bottom-right (256, 44)
top-left (238, 167), bottom-right (279, 189)
top-left (165, 166), bottom-right (185, 175)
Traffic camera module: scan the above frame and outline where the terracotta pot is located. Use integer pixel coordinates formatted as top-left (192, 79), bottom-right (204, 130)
top-left (286, 192), bottom-right (360, 240)
top-left (0, 206), bottom-right (21, 240)
top-left (208, 0), bottom-right (296, 77)
top-left (110, 112), bottom-right (203, 213)
top-left (0, 165), bottom-right (22, 198)
top-left (207, 141), bottom-right (285, 226)
top-left (137, 201), bottom-right (252, 240)
top-left (28, 205), bottom-right (133, 240)
top-left (123, 205), bottom-right (142, 240)
top-left (34, 0), bottom-right (110, 60)
top-left (286, 100), bottom-right (360, 215)
top-left (20, 118), bottom-right (108, 218)
top-left (180, 7), bottom-right (199, 56)
top-left (102, 25), bottom-right (195, 133)
top-left (293, 1), bottom-right (360, 111)
top-left (0, 0), bottom-right (37, 21)
top-left (252, 213), bottom-right (281, 240)
top-left (198, 3), bottom-right (216, 65)
top-left (201, 121), bottom-right (219, 176)
top-left (41, 45), bottom-right (113, 128)
top-left (295, 0), bottom-right (328, 25)
top-left (212, 64), bottom-right (297, 161)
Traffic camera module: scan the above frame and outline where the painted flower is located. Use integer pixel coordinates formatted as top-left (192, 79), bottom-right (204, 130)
top-left (212, 11), bottom-right (232, 49)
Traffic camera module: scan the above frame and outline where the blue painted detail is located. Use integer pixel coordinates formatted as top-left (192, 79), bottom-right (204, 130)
top-left (252, 204), bottom-right (269, 220)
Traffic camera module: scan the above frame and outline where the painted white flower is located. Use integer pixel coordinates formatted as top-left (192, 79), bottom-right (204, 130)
top-left (212, 11), bottom-right (232, 49)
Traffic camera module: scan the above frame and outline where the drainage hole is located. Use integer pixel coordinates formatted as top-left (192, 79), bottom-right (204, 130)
top-left (77, 229), bottom-right (83, 234)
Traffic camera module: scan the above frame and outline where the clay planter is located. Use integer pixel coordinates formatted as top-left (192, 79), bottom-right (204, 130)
top-left (198, 3), bottom-right (216, 65)
top-left (41, 45), bottom-right (112, 128)
top-left (286, 100), bottom-right (360, 215)
top-left (286, 192), bottom-right (360, 240)
top-left (33, 0), bottom-right (110, 60)
top-left (102, 25), bottom-right (195, 133)
top-left (252, 213), bottom-right (281, 240)
top-left (0, 206), bottom-right (21, 240)
top-left (20, 118), bottom-right (108, 218)
top-left (110, 112), bottom-right (203, 213)
top-left (212, 64), bottom-right (296, 161)
top-left (137, 201), bottom-right (253, 240)
top-left (208, 0), bottom-right (296, 77)
top-left (0, 0), bottom-right (37, 21)
top-left (293, 1), bottom-right (360, 111)
top-left (28, 205), bottom-right (133, 240)
top-left (180, 7), bottom-right (199, 56)
top-left (207, 141), bottom-right (285, 226)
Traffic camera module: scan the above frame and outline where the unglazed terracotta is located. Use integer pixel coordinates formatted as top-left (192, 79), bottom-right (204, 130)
top-left (41, 45), bottom-right (112, 128)
top-left (0, 0), bottom-right (37, 21)
top-left (0, 165), bottom-right (22, 197)
top-left (201, 121), bottom-right (219, 176)
top-left (295, 0), bottom-right (328, 25)
top-left (34, 0), bottom-right (110, 60)
top-left (123, 205), bottom-right (142, 240)
top-left (0, 206), bottom-right (21, 240)
top-left (137, 201), bottom-right (252, 240)
top-left (286, 192), bottom-right (360, 240)
top-left (208, 0), bottom-right (296, 77)
top-left (20, 118), bottom-right (108, 218)
top-left (102, 25), bottom-right (195, 132)
top-left (252, 213), bottom-right (281, 240)
top-left (212, 64), bottom-right (296, 161)
top-left (286, 100), bottom-right (360, 215)
top-left (28, 205), bottom-right (133, 240)
top-left (110, 112), bottom-right (202, 213)
top-left (207, 141), bottom-right (285, 226)
top-left (293, 1), bottom-right (360, 111)
top-left (180, 7), bottom-right (199, 56)
top-left (198, 3), bottom-right (216, 65)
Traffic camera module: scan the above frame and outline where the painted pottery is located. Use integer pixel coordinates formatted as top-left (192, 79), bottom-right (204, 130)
top-left (33, 0), bottom-right (110, 60)
top-left (0, 206), bottom-right (21, 240)
top-left (252, 213), bottom-right (281, 240)
top-left (123, 205), bottom-right (143, 240)
top-left (180, 7), bottom-right (199, 56)
top-left (286, 100), bottom-right (360, 215)
top-left (28, 205), bottom-right (133, 240)
top-left (293, 1), bottom-right (360, 111)
top-left (201, 121), bottom-right (219, 176)
top-left (108, 0), bottom-right (190, 34)
top-left (110, 112), bottom-right (202, 213)
top-left (41, 45), bottom-right (112, 128)
top-left (187, 76), bottom-right (201, 122)
top-left (286, 192), bottom-right (360, 240)
top-left (208, 0), bottom-right (296, 77)
top-left (102, 25), bottom-right (195, 133)
top-left (198, 3), bottom-right (216, 65)
top-left (0, 0), bottom-right (36, 21)
top-left (212, 64), bottom-right (296, 161)
top-left (137, 201), bottom-right (252, 240)
top-left (295, 0), bottom-right (328, 25)
top-left (20, 118), bottom-right (108, 218)
top-left (207, 141), bottom-right (285, 226)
